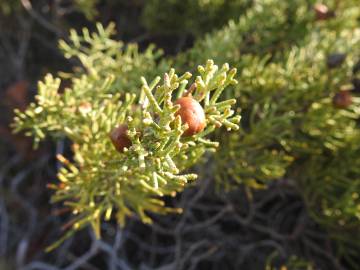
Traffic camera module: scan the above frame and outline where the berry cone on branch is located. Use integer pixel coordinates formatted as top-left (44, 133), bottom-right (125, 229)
top-left (352, 78), bottom-right (360, 93)
top-left (327, 53), bottom-right (346, 69)
top-left (175, 97), bottom-right (206, 137)
top-left (109, 124), bottom-right (132, 152)
top-left (5, 80), bottom-right (29, 111)
top-left (77, 102), bottom-right (92, 114)
top-left (353, 60), bottom-right (360, 74)
top-left (314, 3), bottom-right (335, 21)
top-left (333, 90), bottom-right (352, 109)
top-left (13, 55), bottom-right (240, 250)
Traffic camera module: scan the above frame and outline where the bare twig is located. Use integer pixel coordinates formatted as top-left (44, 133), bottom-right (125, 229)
top-left (20, 0), bottom-right (61, 36)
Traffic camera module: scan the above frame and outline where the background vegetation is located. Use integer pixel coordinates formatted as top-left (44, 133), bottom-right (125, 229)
top-left (0, 0), bottom-right (359, 269)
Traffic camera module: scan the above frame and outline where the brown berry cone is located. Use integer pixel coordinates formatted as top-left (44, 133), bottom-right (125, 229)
top-left (314, 3), bottom-right (335, 20)
top-left (110, 124), bottom-right (132, 152)
top-left (327, 53), bottom-right (346, 69)
top-left (352, 78), bottom-right (360, 94)
top-left (352, 60), bottom-right (360, 74)
top-left (175, 97), bottom-right (206, 136)
top-left (333, 91), bottom-right (352, 109)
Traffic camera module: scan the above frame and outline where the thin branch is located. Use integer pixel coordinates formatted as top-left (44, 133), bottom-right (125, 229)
top-left (20, 0), bottom-right (61, 36)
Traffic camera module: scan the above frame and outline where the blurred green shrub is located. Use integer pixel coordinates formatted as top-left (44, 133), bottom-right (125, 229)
top-left (142, 0), bottom-right (252, 36)
top-left (174, 0), bottom-right (360, 263)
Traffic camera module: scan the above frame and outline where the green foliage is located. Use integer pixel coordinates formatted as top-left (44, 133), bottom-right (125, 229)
top-left (74, 0), bottom-right (100, 19)
top-left (172, 0), bottom-right (360, 258)
top-left (175, 0), bottom-right (315, 69)
top-left (142, 0), bottom-right (251, 36)
top-left (13, 24), bottom-right (239, 249)
top-left (217, 26), bottom-right (360, 185)
top-left (59, 23), bottom-right (166, 94)
top-left (9, 0), bottom-right (360, 264)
